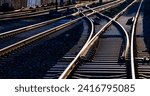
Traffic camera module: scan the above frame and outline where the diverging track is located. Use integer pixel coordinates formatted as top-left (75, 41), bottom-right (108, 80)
top-left (62, 20), bottom-right (129, 79)
top-left (43, 0), bottom-right (125, 79)
top-left (59, 0), bottom-right (144, 79)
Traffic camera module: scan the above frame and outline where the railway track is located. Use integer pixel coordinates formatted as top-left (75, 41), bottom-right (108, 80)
top-left (0, 16), bottom-right (80, 56)
top-left (43, 1), bottom-right (122, 79)
top-left (0, 5), bottom-right (92, 56)
top-left (43, 17), bottom-right (93, 79)
top-left (59, 0), bottom-right (144, 79)
top-left (0, 21), bottom-right (85, 78)
top-left (0, 8), bottom-right (77, 33)
top-left (61, 20), bottom-right (129, 79)
top-left (0, 4), bottom-right (73, 15)
top-left (0, 1), bottom-right (99, 21)
top-left (0, 4), bottom-right (77, 21)
top-left (0, 0), bottom-right (124, 78)
top-left (130, 0), bottom-right (150, 79)
top-left (0, 0), bottom-right (145, 79)
top-left (43, 11), bottom-right (111, 79)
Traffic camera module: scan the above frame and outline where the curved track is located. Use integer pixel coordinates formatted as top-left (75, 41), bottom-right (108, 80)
top-left (64, 19), bottom-right (129, 79)
top-left (43, 0), bottom-right (125, 79)
top-left (43, 17), bottom-right (94, 79)
top-left (59, 0), bottom-right (143, 79)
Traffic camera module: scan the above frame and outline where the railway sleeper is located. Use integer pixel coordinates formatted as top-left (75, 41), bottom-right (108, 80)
top-left (138, 69), bottom-right (150, 72)
top-left (72, 73), bottom-right (127, 79)
top-left (91, 60), bottom-right (120, 63)
top-left (138, 65), bottom-right (150, 68)
top-left (138, 72), bottom-right (150, 74)
top-left (79, 63), bottom-right (125, 65)
top-left (138, 74), bottom-right (150, 79)
top-left (78, 66), bottom-right (126, 69)
top-left (76, 68), bottom-right (126, 71)
top-left (75, 70), bottom-right (126, 74)
top-left (94, 58), bottom-right (120, 60)
top-left (72, 76), bottom-right (127, 79)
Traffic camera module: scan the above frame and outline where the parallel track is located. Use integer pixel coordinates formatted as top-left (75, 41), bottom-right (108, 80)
top-left (0, 0), bottom-right (124, 78)
top-left (0, 21), bottom-right (85, 78)
top-left (0, 0), bottom-right (124, 56)
top-left (0, 5), bottom-right (73, 15)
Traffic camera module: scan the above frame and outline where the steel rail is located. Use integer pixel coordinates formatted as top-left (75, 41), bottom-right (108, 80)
top-left (0, 15), bottom-right (74, 39)
top-left (0, 5), bottom-right (81, 39)
top-left (88, 5), bottom-right (130, 60)
top-left (131, 0), bottom-right (144, 79)
top-left (91, 0), bottom-right (124, 12)
top-left (77, 0), bottom-right (123, 16)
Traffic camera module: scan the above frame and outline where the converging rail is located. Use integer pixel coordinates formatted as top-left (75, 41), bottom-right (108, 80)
top-left (43, 16), bottom-right (94, 79)
top-left (59, 0), bottom-right (139, 79)
top-left (43, 0), bottom-right (124, 79)
top-left (43, 0), bottom-right (126, 79)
